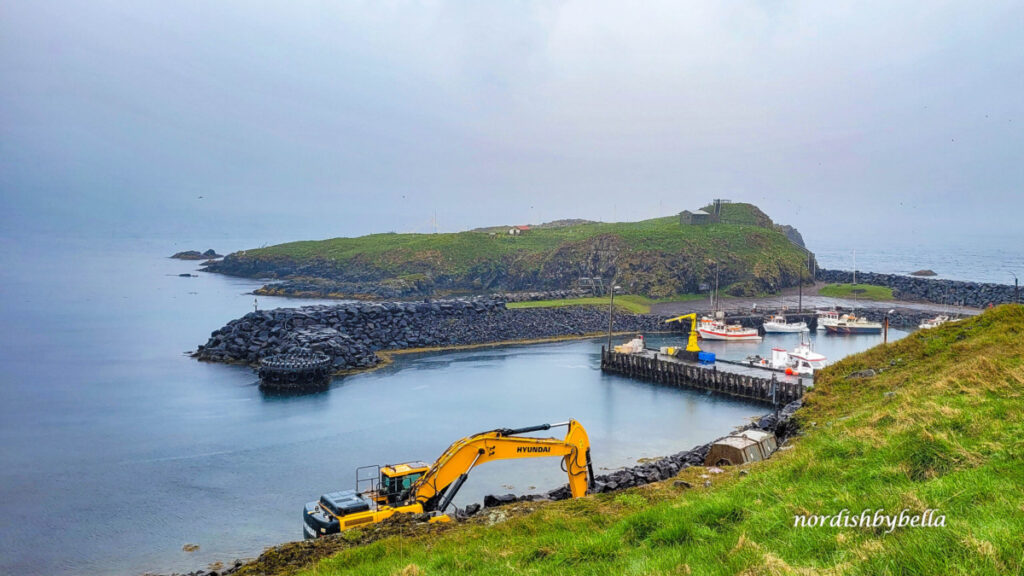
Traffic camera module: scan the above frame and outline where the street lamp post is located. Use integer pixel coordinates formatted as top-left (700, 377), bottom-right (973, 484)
top-left (606, 284), bottom-right (622, 351)
top-left (1013, 273), bottom-right (1019, 304)
top-left (884, 309), bottom-right (894, 344)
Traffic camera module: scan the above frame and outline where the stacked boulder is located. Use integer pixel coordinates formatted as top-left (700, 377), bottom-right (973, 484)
top-left (195, 297), bottom-right (667, 372)
top-left (817, 269), bottom-right (1017, 308)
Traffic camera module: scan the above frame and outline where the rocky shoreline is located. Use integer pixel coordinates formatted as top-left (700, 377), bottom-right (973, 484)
top-left (817, 268), bottom-right (1018, 308)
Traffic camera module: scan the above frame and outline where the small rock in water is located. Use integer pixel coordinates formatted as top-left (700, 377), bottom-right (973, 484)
top-left (910, 269), bottom-right (937, 277)
top-left (183, 543), bottom-right (200, 552)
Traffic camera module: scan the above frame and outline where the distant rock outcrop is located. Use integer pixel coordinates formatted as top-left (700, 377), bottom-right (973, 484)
top-left (172, 249), bottom-right (222, 260)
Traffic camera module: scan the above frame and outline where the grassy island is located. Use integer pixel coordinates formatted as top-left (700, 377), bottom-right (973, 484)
top-left (206, 203), bottom-right (812, 298)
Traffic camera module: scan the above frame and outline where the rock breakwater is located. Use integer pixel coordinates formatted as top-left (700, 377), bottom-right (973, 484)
top-left (817, 269), bottom-right (1017, 308)
top-left (254, 277), bottom-right (590, 302)
top-left (195, 297), bottom-right (667, 372)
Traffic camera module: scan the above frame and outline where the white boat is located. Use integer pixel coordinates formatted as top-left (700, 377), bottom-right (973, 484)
top-left (816, 309), bottom-right (840, 331)
top-left (919, 315), bottom-right (950, 330)
top-left (698, 316), bottom-right (762, 341)
top-left (788, 337), bottom-right (828, 375)
top-left (744, 337), bottom-right (827, 376)
top-left (825, 314), bottom-right (883, 335)
top-left (762, 314), bottom-right (809, 333)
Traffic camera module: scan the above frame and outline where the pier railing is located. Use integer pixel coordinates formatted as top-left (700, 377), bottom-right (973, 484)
top-left (600, 348), bottom-right (803, 407)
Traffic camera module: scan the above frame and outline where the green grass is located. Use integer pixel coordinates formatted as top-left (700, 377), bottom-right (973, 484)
top-left (222, 203), bottom-right (810, 298)
top-left (820, 283), bottom-right (895, 300)
top-left (506, 294), bottom-right (704, 315)
top-left (284, 305), bottom-right (1024, 576)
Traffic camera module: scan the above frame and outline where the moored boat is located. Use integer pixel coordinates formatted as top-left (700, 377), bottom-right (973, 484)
top-left (816, 309), bottom-right (840, 331)
top-left (788, 336), bottom-right (827, 375)
top-left (698, 316), bottom-right (762, 341)
top-left (919, 315), bottom-right (950, 330)
top-left (824, 314), bottom-right (882, 335)
top-left (744, 336), bottom-right (827, 376)
top-left (762, 314), bottom-right (809, 333)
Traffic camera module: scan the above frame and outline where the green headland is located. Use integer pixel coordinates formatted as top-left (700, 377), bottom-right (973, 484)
top-left (205, 203), bottom-right (813, 298)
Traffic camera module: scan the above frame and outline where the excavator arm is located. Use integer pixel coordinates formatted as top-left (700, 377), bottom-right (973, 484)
top-left (411, 420), bottom-right (593, 514)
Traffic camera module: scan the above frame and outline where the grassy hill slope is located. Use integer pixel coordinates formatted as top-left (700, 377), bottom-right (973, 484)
top-left (205, 204), bottom-right (811, 298)
top-left (261, 305), bottom-right (1023, 575)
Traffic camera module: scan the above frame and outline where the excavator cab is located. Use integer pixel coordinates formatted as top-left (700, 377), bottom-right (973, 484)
top-left (378, 462), bottom-right (430, 505)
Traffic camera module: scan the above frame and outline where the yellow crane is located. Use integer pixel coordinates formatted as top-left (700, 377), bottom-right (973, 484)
top-left (304, 420), bottom-right (594, 538)
top-left (664, 313), bottom-right (702, 361)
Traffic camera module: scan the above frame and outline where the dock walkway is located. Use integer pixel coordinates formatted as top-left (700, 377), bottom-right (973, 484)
top-left (601, 348), bottom-right (805, 407)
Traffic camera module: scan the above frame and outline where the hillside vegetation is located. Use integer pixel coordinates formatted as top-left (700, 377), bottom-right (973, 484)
top-left (245, 305), bottom-right (1023, 576)
top-left (204, 204), bottom-right (811, 298)
top-left (819, 283), bottom-right (896, 301)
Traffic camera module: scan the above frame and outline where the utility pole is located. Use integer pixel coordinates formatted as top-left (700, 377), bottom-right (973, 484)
top-left (798, 269), bottom-right (803, 313)
top-left (606, 284), bottom-right (620, 351)
top-left (853, 249), bottom-right (857, 285)
top-left (1013, 273), bottom-right (1019, 304)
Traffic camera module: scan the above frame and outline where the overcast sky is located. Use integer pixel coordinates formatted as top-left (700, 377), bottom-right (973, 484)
top-left (2, 1), bottom-right (1022, 250)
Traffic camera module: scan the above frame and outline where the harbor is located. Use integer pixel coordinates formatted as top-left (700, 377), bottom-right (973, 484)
top-left (600, 347), bottom-right (805, 406)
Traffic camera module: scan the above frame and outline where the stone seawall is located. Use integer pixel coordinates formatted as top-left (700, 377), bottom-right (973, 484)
top-left (817, 269), bottom-right (1017, 308)
top-left (195, 297), bottom-right (667, 372)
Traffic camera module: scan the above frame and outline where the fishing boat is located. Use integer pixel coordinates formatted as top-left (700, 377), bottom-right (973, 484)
top-left (788, 336), bottom-right (828, 375)
top-left (762, 314), bottom-right (809, 333)
top-left (698, 316), bottom-right (762, 341)
top-left (816, 309), bottom-right (840, 331)
top-left (743, 336), bottom-right (827, 376)
top-left (919, 315), bottom-right (950, 330)
top-left (824, 314), bottom-right (882, 335)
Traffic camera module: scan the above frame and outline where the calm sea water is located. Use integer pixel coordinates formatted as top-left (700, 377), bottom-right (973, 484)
top-left (0, 237), bottom-right (768, 576)
top-left (815, 243), bottom-right (1023, 285)
top-left (0, 234), bottom-right (929, 576)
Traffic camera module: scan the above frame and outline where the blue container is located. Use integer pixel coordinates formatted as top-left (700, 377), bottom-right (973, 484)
top-left (698, 351), bottom-right (716, 365)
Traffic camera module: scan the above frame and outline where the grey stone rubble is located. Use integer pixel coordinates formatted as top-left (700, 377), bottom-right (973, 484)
top-left (161, 559), bottom-right (243, 576)
top-left (473, 399), bottom-right (803, 514)
top-left (817, 268), bottom-right (1018, 308)
top-left (195, 297), bottom-right (668, 371)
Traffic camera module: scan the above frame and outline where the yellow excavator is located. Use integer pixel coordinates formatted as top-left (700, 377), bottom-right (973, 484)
top-left (303, 420), bottom-right (594, 538)
top-left (664, 313), bottom-right (704, 362)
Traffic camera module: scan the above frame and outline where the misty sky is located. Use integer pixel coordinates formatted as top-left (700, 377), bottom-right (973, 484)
top-left (1, 1), bottom-right (1022, 250)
